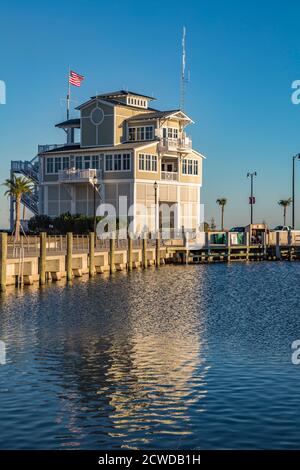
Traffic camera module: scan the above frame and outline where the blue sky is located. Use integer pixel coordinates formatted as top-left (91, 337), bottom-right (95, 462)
top-left (1, 0), bottom-right (300, 228)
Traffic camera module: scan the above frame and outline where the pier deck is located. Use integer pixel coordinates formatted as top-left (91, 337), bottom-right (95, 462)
top-left (1, 231), bottom-right (300, 290)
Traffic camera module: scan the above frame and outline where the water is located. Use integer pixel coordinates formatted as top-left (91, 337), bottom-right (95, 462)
top-left (0, 262), bottom-right (300, 449)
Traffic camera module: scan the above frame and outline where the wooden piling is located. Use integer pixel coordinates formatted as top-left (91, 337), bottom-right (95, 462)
top-left (142, 236), bottom-right (147, 269)
top-left (276, 232), bottom-right (281, 260)
top-left (39, 232), bottom-right (46, 285)
top-left (89, 232), bottom-right (95, 276)
top-left (0, 233), bottom-right (7, 292)
top-left (109, 236), bottom-right (116, 274)
top-left (66, 232), bottom-right (73, 281)
top-left (245, 232), bottom-right (250, 261)
top-left (127, 233), bottom-right (133, 271)
top-left (227, 232), bottom-right (231, 262)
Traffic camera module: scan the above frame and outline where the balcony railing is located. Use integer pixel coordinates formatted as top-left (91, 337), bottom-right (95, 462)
top-left (161, 171), bottom-right (179, 181)
top-left (58, 168), bottom-right (102, 183)
top-left (158, 136), bottom-right (192, 152)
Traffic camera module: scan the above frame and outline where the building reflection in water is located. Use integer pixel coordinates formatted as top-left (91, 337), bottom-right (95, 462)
top-left (0, 268), bottom-right (210, 449)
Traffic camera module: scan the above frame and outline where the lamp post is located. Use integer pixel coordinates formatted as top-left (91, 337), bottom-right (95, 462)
top-left (292, 154), bottom-right (300, 229)
top-left (93, 174), bottom-right (98, 237)
top-left (247, 171), bottom-right (257, 225)
top-left (154, 181), bottom-right (158, 233)
top-left (154, 181), bottom-right (160, 267)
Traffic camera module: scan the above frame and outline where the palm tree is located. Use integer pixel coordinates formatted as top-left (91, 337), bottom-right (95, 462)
top-left (278, 198), bottom-right (292, 226)
top-left (3, 176), bottom-right (33, 241)
top-left (216, 198), bottom-right (227, 231)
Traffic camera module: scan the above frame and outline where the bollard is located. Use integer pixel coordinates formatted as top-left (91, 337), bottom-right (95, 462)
top-left (245, 232), bottom-right (250, 261)
top-left (39, 232), bottom-right (46, 285)
top-left (66, 232), bottom-right (73, 281)
top-left (109, 237), bottom-right (116, 274)
top-left (0, 233), bottom-right (7, 292)
top-left (227, 231), bottom-right (231, 262)
top-left (275, 232), bottom-right (281, 260)
top-left (142, 236), bottom-right (147, 269)
top-left (155, 232), bottom-right (160, 268)
top-left (127, 233), bottom-right (133, 271)
top-left (89, 232), bottom-right (95, 276)
top-left (288, 230), bottom-right (293, 261)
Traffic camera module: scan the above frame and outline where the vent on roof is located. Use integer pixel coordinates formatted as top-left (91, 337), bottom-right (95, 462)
top-left (126, 96), bottom-right (148, 109)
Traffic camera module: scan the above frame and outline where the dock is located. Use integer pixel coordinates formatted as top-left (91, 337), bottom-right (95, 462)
top-left (1, 228), bottom-right (300, 291)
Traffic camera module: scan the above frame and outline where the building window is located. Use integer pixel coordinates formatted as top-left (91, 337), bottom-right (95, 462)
top-left (62, 156), bottom-right (69, 170)
top-left (128, 128), bottom-right (135, 141)
top-left (182, 159), bottom-right (199, 176)
top-left (138, 154), bottom-right (157, 172)
top-left (54, 157), bottom-right (61, 173)
top-left (84, 155), bottom-right (91, 169)
top-left (105, 154), bottom-right (113, 171)
top-left (128, 126), bottom-right (154, 141)
top-left (163, 127), bottom-right (178, 140)
top-left (114, 154), bottom-right (122, 171)
top-left (92, 155), bottom-right (99, 170)
top-left (123, 153), bottom-right (130, 171)
top-left (105, 153), bottom-right (131, 172)
top-left (145, 126), bottom-right (153, 140)
top-left (75, 156), bottom-right (83, 170)
top-left (139, 154), bottom-right (145, 171)
top-left (151, 155), bottom-right (157, 172)
top-left (146, 154), bottom-right (151, 171)
top-left (46, 157), bottom-right (54, 174)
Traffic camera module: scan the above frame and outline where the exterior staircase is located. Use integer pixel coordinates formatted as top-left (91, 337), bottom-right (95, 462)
top-left (10, 157), bottom-right (40, 229)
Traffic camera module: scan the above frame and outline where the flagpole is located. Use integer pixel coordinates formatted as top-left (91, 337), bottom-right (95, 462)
top-left (67, 65), bottom-right (70, 120)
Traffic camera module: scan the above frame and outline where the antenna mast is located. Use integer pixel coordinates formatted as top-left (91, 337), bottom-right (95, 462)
top-left (180, 26), bottom-right (189, 110)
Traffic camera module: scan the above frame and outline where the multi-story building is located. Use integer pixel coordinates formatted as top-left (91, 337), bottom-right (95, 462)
top-left (11, 90), bottom-right (204, 234)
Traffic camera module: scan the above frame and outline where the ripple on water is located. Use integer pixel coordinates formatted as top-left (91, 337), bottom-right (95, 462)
top-left (0, 263), bottom-right (300, 449)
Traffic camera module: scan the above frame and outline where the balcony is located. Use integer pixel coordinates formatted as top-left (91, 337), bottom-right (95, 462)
top-left (58, 168), bottom-right (102, 184)
top-left (158, 136), bottom-right (192, 153)
top-left (161, 171), bottom-right (179, 181)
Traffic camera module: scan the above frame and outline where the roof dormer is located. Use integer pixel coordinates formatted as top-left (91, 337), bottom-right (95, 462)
top-left (95, 90), bottom-right (156, 109)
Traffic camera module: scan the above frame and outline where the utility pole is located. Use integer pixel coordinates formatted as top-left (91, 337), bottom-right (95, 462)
top-left (292, 154), bottom-right (300, 229)
top-left (247, 171), bottom-right (257, 225)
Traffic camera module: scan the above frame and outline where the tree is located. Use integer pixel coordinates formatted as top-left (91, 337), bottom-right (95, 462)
top-left (278, 198), bottom-right (292, 226)
top-left (3, 176), bottom-right (33, 241)
top-left (216, 198), bottom-right (227, 231)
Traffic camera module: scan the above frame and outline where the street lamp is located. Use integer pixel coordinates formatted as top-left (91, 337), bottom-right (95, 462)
top-left (292, 154), bottom-right (300, 229)
top-left (247, 171), bottom-right (257, 225)
top-left (154, 181), bottom-right (160, 267)
top-left (93, 174), bottom-right (98, 237)
top-left (154, 181), bottom-right (158, 233)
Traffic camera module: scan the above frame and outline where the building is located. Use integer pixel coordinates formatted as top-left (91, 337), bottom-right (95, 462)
top-left (11, 90), bottom-right (204, 234)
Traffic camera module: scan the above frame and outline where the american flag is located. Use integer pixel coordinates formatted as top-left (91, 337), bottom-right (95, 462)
top-left (69, 70), bottom-right (85, 87)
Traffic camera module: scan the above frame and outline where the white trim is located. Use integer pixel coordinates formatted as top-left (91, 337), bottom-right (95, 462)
top-left (135, 178), bottom-right (202, 187)
top-left (191, 149), bottom-right (206, 159)
top-left (76, 97), bottom-right (115, 111)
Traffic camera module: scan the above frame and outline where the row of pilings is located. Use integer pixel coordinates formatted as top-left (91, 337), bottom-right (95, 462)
top-left (0, 231), bottom-right (162, 292)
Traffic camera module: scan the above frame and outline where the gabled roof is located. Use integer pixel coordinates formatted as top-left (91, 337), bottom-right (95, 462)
top-left (39, 141), bottom-right (158, 155)
top-left (76, 96), bottom-right (159, 111)
top-left (126, 109), bottom-right (194, 123)
top-left (94, 90), bottom-right (156, 101)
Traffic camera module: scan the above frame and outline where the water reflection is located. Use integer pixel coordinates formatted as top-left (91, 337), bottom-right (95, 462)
top-left (1, 263), bottom-right (300, 449)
